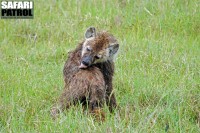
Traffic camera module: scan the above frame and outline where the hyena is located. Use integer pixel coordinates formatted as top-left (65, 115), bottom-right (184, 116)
top-left (51, 27), bottom-right (119, 119)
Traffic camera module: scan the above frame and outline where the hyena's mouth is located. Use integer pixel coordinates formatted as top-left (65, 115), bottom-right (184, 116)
top-left (79, 63), bottom-right (88, 69)
top-left (79, 56), bottom-right (93, 69)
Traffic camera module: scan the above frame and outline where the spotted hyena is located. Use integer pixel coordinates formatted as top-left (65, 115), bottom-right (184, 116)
top-left (51, 27), bottom-right (119, 120)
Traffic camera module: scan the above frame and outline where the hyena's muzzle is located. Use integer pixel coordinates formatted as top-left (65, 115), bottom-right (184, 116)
top-left (79, 55), bottom-right (93, 69)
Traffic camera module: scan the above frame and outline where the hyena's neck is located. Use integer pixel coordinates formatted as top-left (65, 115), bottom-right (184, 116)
top-left (94, 61), bottom-right (114, 86)
top-left (71, 43), bottom-right (115, 84)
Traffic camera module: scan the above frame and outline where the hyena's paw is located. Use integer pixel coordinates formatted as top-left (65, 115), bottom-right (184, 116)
top-left (90, 108), bottom-right (105, 122)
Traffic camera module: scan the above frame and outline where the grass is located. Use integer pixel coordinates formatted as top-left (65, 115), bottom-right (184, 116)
top-left (0, 0), bottom-right (199, 132)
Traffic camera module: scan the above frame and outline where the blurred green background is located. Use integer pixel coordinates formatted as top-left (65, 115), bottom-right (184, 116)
top-left (0, 0), bottom-right (199, 132)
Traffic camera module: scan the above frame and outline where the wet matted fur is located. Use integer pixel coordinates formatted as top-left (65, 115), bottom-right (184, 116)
top-left (51, 27), bottom-right (119, 120)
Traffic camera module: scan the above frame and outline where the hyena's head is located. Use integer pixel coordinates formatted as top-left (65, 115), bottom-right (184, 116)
top-left (79, 27), bottom-right (119, 69)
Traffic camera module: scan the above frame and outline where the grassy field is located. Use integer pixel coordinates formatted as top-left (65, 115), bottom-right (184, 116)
top-left (0, 0), bottom-right (200, 132)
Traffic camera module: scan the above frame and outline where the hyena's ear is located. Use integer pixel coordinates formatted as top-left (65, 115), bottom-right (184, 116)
top-left (85, 27), bottom-right (97, 39)
top-left (109, 44), bottom-right (119, 56)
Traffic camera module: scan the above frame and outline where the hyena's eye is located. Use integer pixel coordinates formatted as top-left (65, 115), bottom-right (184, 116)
top-left (86, 47), bottom-right (91, 52)
top-left (95, 55), bottom-right (101, 59)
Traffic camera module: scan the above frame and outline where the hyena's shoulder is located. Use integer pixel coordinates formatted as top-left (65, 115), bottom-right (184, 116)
top-left (63, 42), bottom-right (83, 83)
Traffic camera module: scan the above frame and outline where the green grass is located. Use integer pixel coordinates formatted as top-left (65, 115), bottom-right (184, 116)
top-left (0, 0), bottom-right (200, 132)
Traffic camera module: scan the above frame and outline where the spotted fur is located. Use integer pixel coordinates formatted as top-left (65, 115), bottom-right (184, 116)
top-left (51, 27), bottom-right (119, 120)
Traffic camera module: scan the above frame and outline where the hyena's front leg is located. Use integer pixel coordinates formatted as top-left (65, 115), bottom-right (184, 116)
top-left (106, 85), bottom-right (117, 112)
top-left (108, 93), bottom-right (117, 112)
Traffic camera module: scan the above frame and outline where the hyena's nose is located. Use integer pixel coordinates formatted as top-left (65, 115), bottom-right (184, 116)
top-left (79, 56), bottom-right (92, 69)
top-left (82, 60), bottom-right (89, 66)
top-left (82, 56), bottom-right (92, 66)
